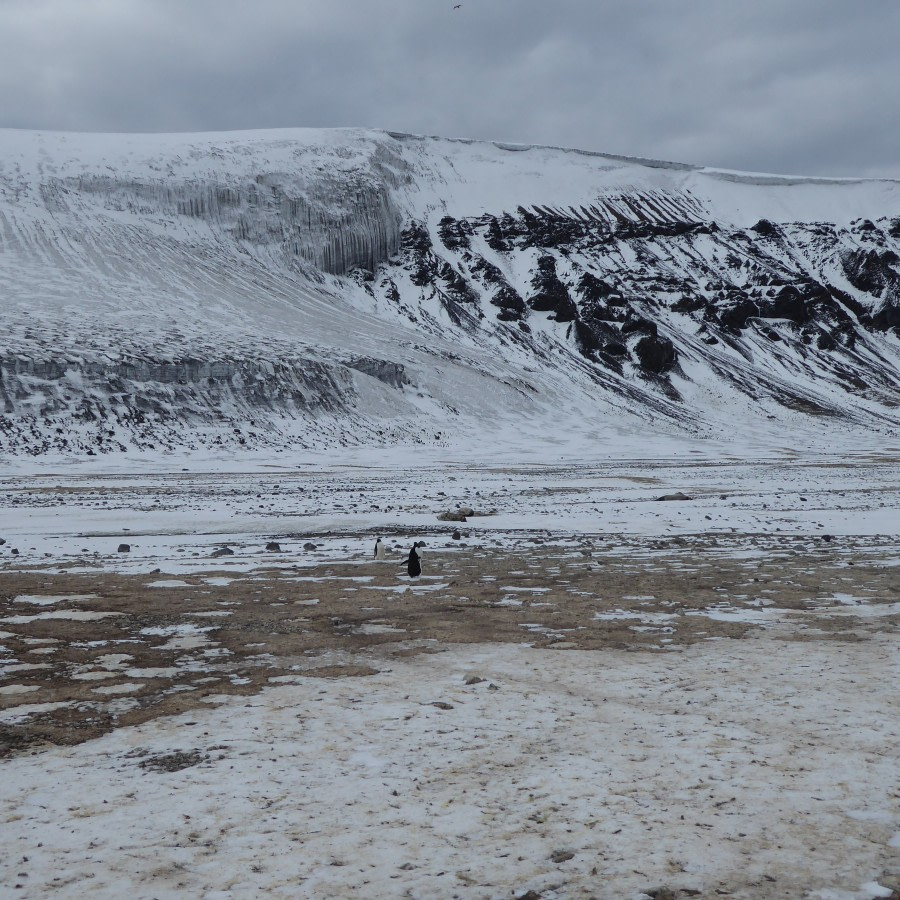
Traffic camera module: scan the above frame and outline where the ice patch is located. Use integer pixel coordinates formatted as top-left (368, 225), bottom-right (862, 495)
top-left (354, 623), bottom-right (406, 635)
top-left (92, 683), bottom-right (142, 695)
top-left (71, 670), bottom-right (118, 681)
top-left (860, 883), bottom-right (894, 899)
top-left (124, 667), bottom-right (182, 679)
top-left (0, 663), bottom-right (53, 674)
top-left (594, 609), bottom-right (677, 623)
top-left (373, 582), bottom-right (450, 593)
top-left (0, 611), bottom-right (124, 624)
top-left (0, 701), bottom-right (74, 724)
top-left (13, 594), bottom-right (98, 606)
top-left (96, 653), bottom-right (133, 670)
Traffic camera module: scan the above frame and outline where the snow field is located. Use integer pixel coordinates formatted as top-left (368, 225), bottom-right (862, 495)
top-left (1, 636), bottom-right (897, 899)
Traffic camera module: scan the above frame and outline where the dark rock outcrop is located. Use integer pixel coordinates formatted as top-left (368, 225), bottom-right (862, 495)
top-left (528, 256), bottom-right (578, 321)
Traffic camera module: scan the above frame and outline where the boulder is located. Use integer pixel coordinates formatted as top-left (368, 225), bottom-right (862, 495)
top-left (634, 334), bottom-right (677, 374)
top-left (265, 541), bottom-right (281, 552)
top-left (211, 546), bottom-right (234, 558)
top-left (303, 542), bottom-right (318, 551)
top-left (437, 510), bottom-right (467, 522)
top-left (655, 492), bottom-right (692, 501)
top-left (117, 543), bottom-right (130, 553)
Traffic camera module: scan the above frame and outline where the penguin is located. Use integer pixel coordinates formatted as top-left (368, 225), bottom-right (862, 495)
top-left (407, 543), bottom-right (421, 578)
top-left (374, 537), bottom-right (386, 561)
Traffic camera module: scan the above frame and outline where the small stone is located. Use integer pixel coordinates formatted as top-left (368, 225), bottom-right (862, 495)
top-left (265, 541), bottom-right (281, 552)
top-left (211, 547), bottom-right (234, 558)
top-left (11, 548), bottom-right (19, 556)
top-left (452, 530), bottom-right (462, 540)
top-left (464, 675), bottom-right (485, 685)
top-left (430, 701), bottom-right (454, 710)
top-left (117, 543), bottom-right (130, 553)
top-left (550, 849), bottom-right (575, 863)
top-left (303, 542), bottom-right (318, 551)
top-left (655, 492), bottom-right (692, 502)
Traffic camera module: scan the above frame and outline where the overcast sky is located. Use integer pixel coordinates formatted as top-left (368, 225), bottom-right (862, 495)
top-left (2, 0), bottom-right (899, 178)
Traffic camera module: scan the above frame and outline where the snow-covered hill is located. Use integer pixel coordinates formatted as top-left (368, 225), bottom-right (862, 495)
top-left (1, 127), bottom-right (899, 458)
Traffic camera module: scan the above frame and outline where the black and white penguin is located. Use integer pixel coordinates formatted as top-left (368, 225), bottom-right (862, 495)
top-left (407, 544), bottom-right (421, 578)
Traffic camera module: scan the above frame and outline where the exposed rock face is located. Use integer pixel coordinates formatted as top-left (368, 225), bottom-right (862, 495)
top-left (528, 256), bottom-right (578, 322)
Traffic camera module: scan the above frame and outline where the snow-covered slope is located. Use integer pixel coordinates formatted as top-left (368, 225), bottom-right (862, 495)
top-left (1, 127), bottom-right (899, 457)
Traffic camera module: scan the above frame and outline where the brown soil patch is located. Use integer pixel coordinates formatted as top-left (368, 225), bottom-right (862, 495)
top-left (1, 534), bottom-right (896, 756)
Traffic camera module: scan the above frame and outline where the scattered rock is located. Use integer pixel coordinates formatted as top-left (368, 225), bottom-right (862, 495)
top-left (464, 675), bottom-right (486, 685)
top-left (265, 541), bottom-right (281, 552)
top-left (550, 849), bottom-right (575, 863)
top-left (211, 547), bottom-right (234, 558)
top-left (11, 548), bottom-right (19, 556)
top-left (452, 530), bottom-right (462, 540)
top-left (438, 506), bottom-right (496, 522)
top-left (117, 543), bottom-right (130, 553)
top-left (0, 538), bottom-right (5, 546)
top-left (429, 701), bottom-right (454, 710)
top-left (138, 749), bottom-right (207, 773)
top-left (516, 892), bottom-right (543, 900)
top-left (655, 492), bottom-right (692, 502)
top-left (644, 889), bottom-right (677, 900)
top-left (303, 542), bottom-right (318, 551)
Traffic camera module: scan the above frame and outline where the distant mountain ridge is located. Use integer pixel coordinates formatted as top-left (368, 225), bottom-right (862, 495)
top-left (1, 127), bottom-right (898, 457)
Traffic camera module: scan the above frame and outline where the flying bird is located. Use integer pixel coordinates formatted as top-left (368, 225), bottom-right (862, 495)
top-left (453, 4), bottom-right (461, 8)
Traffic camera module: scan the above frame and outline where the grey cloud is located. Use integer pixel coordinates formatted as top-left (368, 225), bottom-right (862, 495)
top-left (1, 0), bottom-right (898, 177)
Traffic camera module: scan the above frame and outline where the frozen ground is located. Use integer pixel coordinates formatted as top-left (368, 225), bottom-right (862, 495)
top-left (0, 451), bottom-right (898, 899)
top-left (1, 447), bottom-right (899, 574)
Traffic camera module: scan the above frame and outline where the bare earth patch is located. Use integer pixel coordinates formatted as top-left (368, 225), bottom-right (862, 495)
top-left (1, 533), bottom-right (896, 756)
